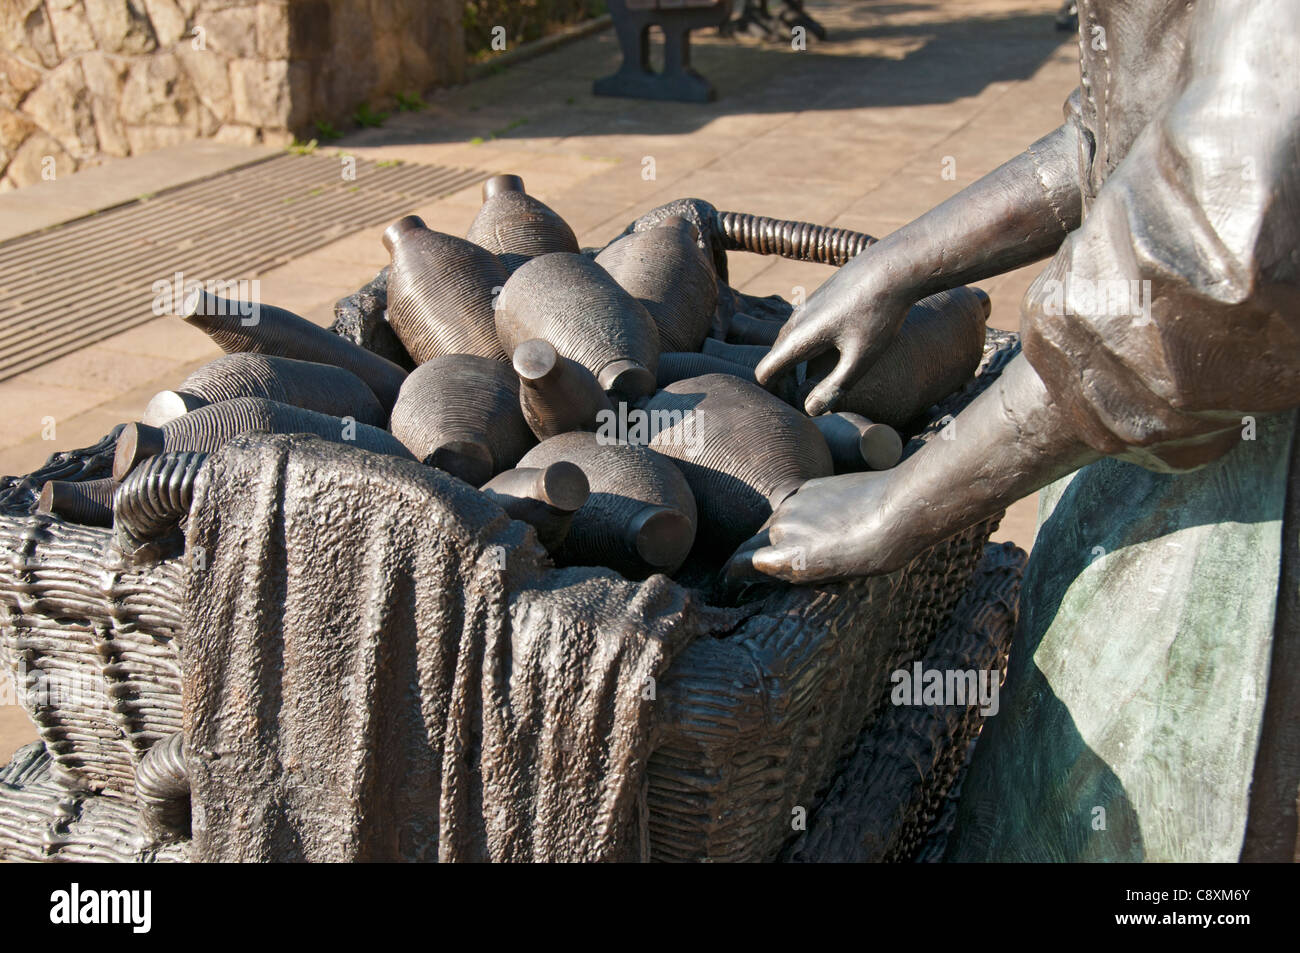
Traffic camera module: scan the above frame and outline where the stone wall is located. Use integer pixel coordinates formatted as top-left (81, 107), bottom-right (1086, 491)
top-left (0, 0), bottom-right (465, 189)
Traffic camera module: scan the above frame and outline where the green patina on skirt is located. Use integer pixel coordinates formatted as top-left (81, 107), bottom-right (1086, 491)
top-left (949, 410), bottom-right (1297, 862)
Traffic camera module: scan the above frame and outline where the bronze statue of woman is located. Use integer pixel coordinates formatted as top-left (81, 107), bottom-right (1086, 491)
top-left (729, 0), bottom-right (1300, 861)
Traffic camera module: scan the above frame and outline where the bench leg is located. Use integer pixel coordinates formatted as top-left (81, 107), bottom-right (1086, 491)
top-left (660, 26), bottom-right (715, 102)
top-left (595, 7), bottom-right (727, 103)
top-left (594, 8), bottom-right (659, 99)
top-left (601, 6), bottom-right (653, 76)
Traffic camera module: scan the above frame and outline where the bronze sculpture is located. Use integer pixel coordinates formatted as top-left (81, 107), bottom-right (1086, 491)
top-left (495, 252), bottom-right (662, 402)
top-left (517, 431), bottom-right (699, 579)
top-left (114, 451), bottom-right (209, 552)
top-left (143, 353), bottom-right (387, 429)
top-left (699, 337), bottom-right (770, 370)
top-left (732, 0), bottom-right (1300, 861)
top-left (182, 289), bottom-right (408, 411)
top-left (798, 287), bottom-right (990, 429)
top-left (512, 339), bottom-right (615, 442)
top-left (812, 413), bottom-right (902, 474)
top-left (37, 477), bottom-right (115, 527)
top-left (480, 463), bottom-right (591, 553)
top-left (332, 267), bottom-right (414, 371)
top-left (724, 311), bottom-right (785, 347)
top-left (657, 350), bottom-right (759, 386)
top-left (383, 214), bottom-right (511, 363)
top-left (466, 175), bottom-right (580, 275)
top-left (113, 397), bottom-right (414, 481)
top-left (646, 373), bottom-right (833, 553)
top-left (388, 354), bottom-right (536, 485)
top-left (595, 216), bottom-right (718, 354)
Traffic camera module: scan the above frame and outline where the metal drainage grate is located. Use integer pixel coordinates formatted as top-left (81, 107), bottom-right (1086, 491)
top-left (0, 153), bottom-right (487, 381)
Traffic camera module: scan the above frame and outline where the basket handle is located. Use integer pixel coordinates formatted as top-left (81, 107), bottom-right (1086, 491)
top-left (714, 211), bottom-right (877, 267)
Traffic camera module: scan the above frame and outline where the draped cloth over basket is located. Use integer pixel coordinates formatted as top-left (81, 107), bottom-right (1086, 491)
top-left (182, 433), bottom-right (729, 862)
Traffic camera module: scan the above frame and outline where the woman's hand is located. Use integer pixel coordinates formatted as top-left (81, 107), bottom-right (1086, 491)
top-left (754, 253), bottom-right (916, 416)
top-left (753, 123), bottom-right (1084, 419)
top-left (727, 353), bottom-right (1107, 592)
top-left (723, 469), bottom-right (914, 587)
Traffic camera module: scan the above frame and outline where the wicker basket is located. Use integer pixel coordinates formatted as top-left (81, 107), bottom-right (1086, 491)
top-left (0, 331), bottom-right (1020, 862)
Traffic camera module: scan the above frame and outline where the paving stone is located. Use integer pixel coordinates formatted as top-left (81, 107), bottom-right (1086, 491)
top-left (0, 378), bottom-right (114, 448)
top-left (267, 249), bottom-right (388, 295)
top-left (991, 494), bottom-right (1040, 550)
top-left (0, 407), bottom-right (125, 479)
top-left (93, 355), bottom-right (212, 420)
top-left (0, 705), bottom-right (37, 767)
top-left (96, 316), bottom-right (227, 363)
top-left (16, 343), bottom-right (182, 401)
top-left (302, 226), bottom-right (390, 271)
top-left (398, 199), bottom-right (478, 237)
top-left (0, 140), bottom-right (277, 240)
top-left (252, 272), bottom-right (360, 327)
top-left (737, 257), bottom-right (839, 302)
top-left (548, 198), bottom-right (636, 244)
top-left (983, 260), bottom-right (1049, 333)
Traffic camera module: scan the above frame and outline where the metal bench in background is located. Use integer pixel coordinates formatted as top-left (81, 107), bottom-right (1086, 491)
top-left (595, 0), bottom-right (735, 103)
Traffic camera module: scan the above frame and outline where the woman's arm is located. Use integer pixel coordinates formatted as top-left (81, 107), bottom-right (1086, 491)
top-left (726, 352), bottom-right (1101, 585)
top-left (756, 122), bottom-right (1084, 415)
top-left (730, 0), bottom-right (1300, 586)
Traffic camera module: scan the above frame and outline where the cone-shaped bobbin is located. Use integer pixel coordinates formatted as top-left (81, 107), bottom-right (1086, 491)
top-left (142, 390), bottom-right (209, 427)
top-left (483, 174), bottom-right (525, 199)
top-left (429, 439), bottom-right (495, 487)
top-left (627, 504), bottom-right (695, 570)
top-left (536, 461), bottom-right (590, 512)
top-left (599, 360), bottom-right (656, 402)
top-left (114, 423), bottom-right (166, 481)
